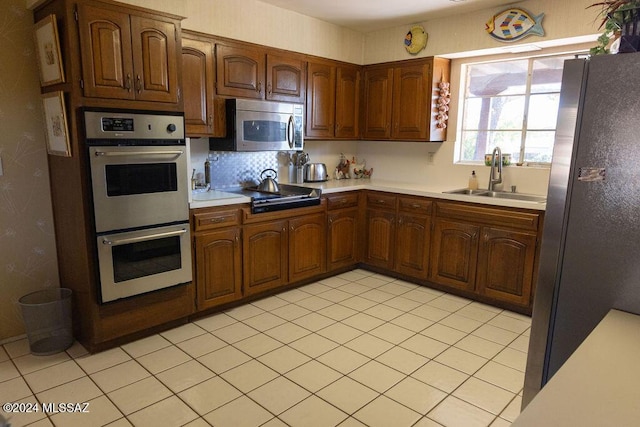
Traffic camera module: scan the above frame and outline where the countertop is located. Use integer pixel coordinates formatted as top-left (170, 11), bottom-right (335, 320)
top-left (189, 178), bottom-right (547, 211)
top-left (513, 309), bottom-right (640, 426)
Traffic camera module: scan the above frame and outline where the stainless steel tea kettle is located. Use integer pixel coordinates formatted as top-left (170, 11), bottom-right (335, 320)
top-left (257, 168), bottom-right (279, 193)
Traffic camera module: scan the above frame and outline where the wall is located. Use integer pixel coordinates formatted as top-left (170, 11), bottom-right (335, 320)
top-left (0, 0), bottom-right (59, 341)
top-left (118, 0), bottom-right (365, 64)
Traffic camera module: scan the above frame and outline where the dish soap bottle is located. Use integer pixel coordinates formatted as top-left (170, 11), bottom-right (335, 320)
top-left (468, 170), bottom-right (478, 190)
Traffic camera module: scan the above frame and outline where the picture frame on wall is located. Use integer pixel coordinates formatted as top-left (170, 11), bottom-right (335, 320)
top-left (34, 14), bottom-right (65, 87)
top-left (42, 91), bottom-right (71, 157)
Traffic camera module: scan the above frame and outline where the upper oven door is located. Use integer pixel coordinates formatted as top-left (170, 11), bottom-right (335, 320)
top-left (236, 109), bottom-right (295, 151)
top-left (89, 145), bottom-right (189, 232)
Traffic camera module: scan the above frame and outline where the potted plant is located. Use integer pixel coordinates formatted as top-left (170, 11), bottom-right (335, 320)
top-left (589, 0), bottom-right (640, 54)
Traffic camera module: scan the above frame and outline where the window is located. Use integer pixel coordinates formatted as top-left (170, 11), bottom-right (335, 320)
top-left (458, 54), bottom-right (575, 164)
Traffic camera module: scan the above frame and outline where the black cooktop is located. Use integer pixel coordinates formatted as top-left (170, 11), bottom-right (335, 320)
top-left (226, 184), bottom-right (322, 213)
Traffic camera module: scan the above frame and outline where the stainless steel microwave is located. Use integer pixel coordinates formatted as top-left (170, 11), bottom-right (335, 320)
top-left (210, 98), bottom-right (303, 151)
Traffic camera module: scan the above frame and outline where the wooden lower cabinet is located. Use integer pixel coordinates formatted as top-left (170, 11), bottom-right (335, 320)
top-left (243, 220), bottom-right (288, 296)
top-left (327, 207), bottom-right (359, 271)
top-left (364, 208), bottom-right (396, 270)
top-left (289, 214), bottom-right (326, 282)
top-left (477, 227), bottom-right (537, 307)
top-left (429, 219), bottom-right (479, 292)
top-left (395, 212), bottom-right (431, 280)
top-left (194, 228), bottom-right (242, 310)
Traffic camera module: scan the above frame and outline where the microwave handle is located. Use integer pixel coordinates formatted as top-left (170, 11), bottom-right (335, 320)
top-left (287, 115), bottom-right (294, 149)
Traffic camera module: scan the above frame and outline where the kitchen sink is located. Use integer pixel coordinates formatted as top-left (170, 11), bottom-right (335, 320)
top-left (443, 188), bottom-right (490, 195)
top-left (443, 188), bottom-right (546, 203)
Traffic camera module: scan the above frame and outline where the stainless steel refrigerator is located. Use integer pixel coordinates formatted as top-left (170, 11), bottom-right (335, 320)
top-left (523, 53), bottom-right (640, 407)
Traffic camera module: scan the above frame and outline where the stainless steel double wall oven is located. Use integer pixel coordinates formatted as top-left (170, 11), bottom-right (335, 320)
top-left (84, 110), bottom-right (191, 303)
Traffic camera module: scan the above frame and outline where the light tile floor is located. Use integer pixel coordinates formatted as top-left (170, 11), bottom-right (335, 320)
top-left (0, 269), bottom-right (530, 427)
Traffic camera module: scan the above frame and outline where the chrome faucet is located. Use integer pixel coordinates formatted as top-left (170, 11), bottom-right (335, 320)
top-left (488, 147), bottom-right (502, 191)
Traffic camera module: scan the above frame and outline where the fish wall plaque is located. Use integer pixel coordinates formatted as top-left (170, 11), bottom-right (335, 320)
top-left (485, 8), bottom-right (545, 42)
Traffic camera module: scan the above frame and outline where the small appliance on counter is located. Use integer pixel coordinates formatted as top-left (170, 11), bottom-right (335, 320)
top-left (303, 163), bottom-right (328, 182)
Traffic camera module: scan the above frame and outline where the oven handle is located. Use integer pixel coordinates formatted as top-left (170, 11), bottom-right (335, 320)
top-left (102, 228), bottom-right (188, 246)
top-left (94, 150), bottom-right (184, 157)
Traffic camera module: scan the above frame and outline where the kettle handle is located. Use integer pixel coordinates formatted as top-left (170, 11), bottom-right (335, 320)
top-left (261, 168), bottom-right (278, 179)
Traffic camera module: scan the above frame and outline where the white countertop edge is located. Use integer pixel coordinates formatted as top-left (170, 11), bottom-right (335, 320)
top-left (189, 178), bottom-right (546, 211)
top-left (513, 309), bottom-right (640, 426)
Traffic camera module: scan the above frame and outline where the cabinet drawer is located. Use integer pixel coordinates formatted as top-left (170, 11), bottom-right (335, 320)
top-left (436, 202), bottom-right (540, 231)
top-left (366, 192), bottom-right (397, 210)
top-left (193, 208), bottom-right (240, 232)
top-left (398, 196), bottom-right (432, 214)
top-left (327, 192), bottom-right (359, 210)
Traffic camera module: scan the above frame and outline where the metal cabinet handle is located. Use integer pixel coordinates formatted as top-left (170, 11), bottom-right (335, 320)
top-left (125, 74), bottom-right (132, 92)
top-left (208, 115), bottom-right (212, 128)
top-left (411, 203), bottom-right (421, 209)
top-left (377, 199), bottom-right (385, 204)
top-left (257, 82), bottom-right (262, 93)
top-left (102, 228), bottom-right (187, 246)
top-left (136, 75), bottom-right (142, 93)
top-left (267, 82), bottom-right (272, 95)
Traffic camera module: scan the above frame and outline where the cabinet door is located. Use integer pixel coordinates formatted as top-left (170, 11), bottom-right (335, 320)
top-left (289, 214), bottom-right (326, 282)
top-left (477, 227), bottom-right (537, 307)
top-left (216, 44), bottom-right (264, 99)
top-left (195, 228), bottom-right (242, 310)
top-left (77, 4), bottom-right (134, 99)
top-left (392, 61), bottom-right (431, 140)
top-left (305, 61), bottom-right (336, 138)
top-left (429, 219), bottom-right (479, 291)
top-left (266, 53), bottom-right (306, 103)
top-left (130, 16), bottom-right (178, 103)
top-left (327, 208), bottom-right (359, 271)
top-left (243, 220), bottom-right (288, 295)
top-left (362, 67), bottom-right (394, 139)
top-left (364, 209), bottom-right (396, 270)
top-left (335, 65), bottom-right (361, 139)
top-left (395, 213), bottom-right (431, 280)
top-left (182, 37), bottom-right (214, 136)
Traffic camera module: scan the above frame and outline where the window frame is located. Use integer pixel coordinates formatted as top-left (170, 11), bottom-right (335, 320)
top-left (456, 53), bottom-right (581, 166)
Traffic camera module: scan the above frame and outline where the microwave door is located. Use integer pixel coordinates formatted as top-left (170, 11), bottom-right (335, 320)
top-left (237, 111), bottom-right (289, 151)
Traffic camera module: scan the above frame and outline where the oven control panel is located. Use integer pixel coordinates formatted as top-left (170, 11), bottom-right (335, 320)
top-left (84, 110), bottom-right (184, 142)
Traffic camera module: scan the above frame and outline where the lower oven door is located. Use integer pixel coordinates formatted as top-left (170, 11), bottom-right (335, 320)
top-left (97, 223), bottom-right (192, 303)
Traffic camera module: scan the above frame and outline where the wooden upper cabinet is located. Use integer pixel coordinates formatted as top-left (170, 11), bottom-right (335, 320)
top-left (78, 4), bottom-right (134, 100)
top-left (335, 65), bottom-right (361, 139)
top-left (181, 36), bottom-right (213, 134)
top-left (305, 61), bottom-right (336, 138)
top-left (77, 2), bottom-right (179, 103)
top-left (362, 66), bottom-right (394, 139)
top-left (216, 43), bottom-right (264, 98)
top-left (130, 16), bottom-right (178, 103)
top-left (362, 57), bottom-right (450, 141)
top-left (392, 62), bottom-right (431, 140)
top-left (215, 43), bottom-right (306, 103)
top-left (266, 53), bottom-right (306, 103)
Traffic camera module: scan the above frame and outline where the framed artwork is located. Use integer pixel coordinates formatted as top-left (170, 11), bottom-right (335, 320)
top-left (34, 14), bottom-right (65, 86)
top-left (42, 91), bottom-right (71, 157)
